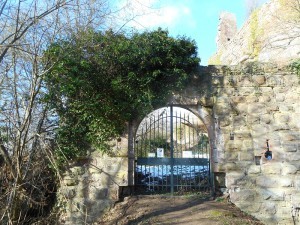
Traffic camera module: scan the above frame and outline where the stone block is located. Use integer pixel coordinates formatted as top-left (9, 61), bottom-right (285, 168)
top-left (258, 95), bottom-right (272, 102)
top-left (242, 139), bottom-right (253, 149)
top-left (233, 132), bottom-right (252, 140)
top-left (90, 158), bottom-right (106, 169)
top-left (273, 123), bottom-right (290, 131)
top-left (277, 218), bottom-right (294, 225)
top-left (281, 163), bottom-right (298, 175)
top-left (274, 112), bottom-right (290, 124)
top-left (295, 106), bottom-right (300, 114)
top-left (216, 96), bottom-right (230, 104)
top-left (246, 95), bottom-right (259, 103)
top-left (267, 104), bottom-right (279, 112)
top-left (282, 143), bottom-right (298, 152)
top-left (112, 147), bottom-right (128, 157)
top-left (279, 177), bottom-right (294, 187)
top-left (260, 87), bottom-right (274, 95)
top-left (225, 151), bottom-right (239, 161)
top-left (295, 175), bottom-right (300, 190)
top-left (235, 103), bottom-right (248, 114)
top-left (259, 188), bottom-right (285, 201)
top-left (248, 103), bottom-right (267, 114)
top-left (289, 115), bottom-right (300, 129)
top-left (225, 141), bottom-right (242, 152)
top-left (225, 172), bottom-right (245, 187)
top-left (238, 76), bottom-right (253, 86)
top-left (275, 202), bottom-right (294, 221)
top-left (231, 96), bottom-right (245, 104)
top-left (108, 137), bottom-right (129, 157)
top-left (261, 162), bottom-right (281, 174)
top-left (283, 189), bottom-right (298, 202)
top-left (214, 102), bottom-right (232, 115)
top-left (260, 201), bottom-right (277, 214)
top-left (219, 118), bottom-right (230, 127)
top-left (115, 170), bottom-right (128, 186)
top-left (273, 86), bottom-right (288, 94)
top-left (100, 174), bottom-right (116, 186)
top-left (247, 114), bottom-right (260, 124)
top-left (285, 152), bottom-right (300, 161)
top-left (275, 93), bottom-right (286, 102)
top-left (260, 114), bottom-right (272, 124)
top-left (279, 131), bottom-right (299, 142)
top-left (248, 165), bottom-right (261, 174)
top-left (256, 175), bottom-right (293, 188)
top-left (235, 202), bottom-right (262, 214)
top-left (64, 176), bottom-right (79, 186)
top-left (279, 104), bottom-right (295, 112)
top-left (238, 151), bottom-right (254, 161)
top-left (239, 87), bottom-right (256, 96)
top-left (198, 96), bottom-right (215, 107)
top-left (253, 75), bottom-right (266, 85)
top-left (292, 193), bottom-right (300, 207)
top-left (230, 189), bottom-right (257, 202)
top-left (89, 166), bottom-right (103, 174)
top-left (254, 214), bottom-right (278, 225)
top-left (233, 115), bottom-right (248, 127)
top-left (89, 188), bottom-right (109, 200)
top-left (236, 177), bottom-right (256, 188)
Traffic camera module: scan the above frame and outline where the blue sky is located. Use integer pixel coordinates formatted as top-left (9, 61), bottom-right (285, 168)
top-left (113, 0), bottom-right (269, 65)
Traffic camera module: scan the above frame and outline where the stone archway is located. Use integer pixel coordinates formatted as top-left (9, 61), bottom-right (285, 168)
top-left (58, 64), bottom-right (300, 225)
top-left (131, 105), bottom-right (213, 194)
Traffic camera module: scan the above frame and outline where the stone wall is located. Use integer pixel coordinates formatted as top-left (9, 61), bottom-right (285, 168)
top-left (57, 63), bottom-right (300, 225)
top-left (209, 0), bottom-right (300, 65)
top-left (58, 136), bottom-right (129, 225)
top-left (201, 63), bottom-right (300, 225)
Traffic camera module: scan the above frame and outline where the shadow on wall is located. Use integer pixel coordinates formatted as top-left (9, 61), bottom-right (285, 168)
top-left (58, 142), bottom-right (128, 224)
top-left (204, 63), bottom-right (300, 225)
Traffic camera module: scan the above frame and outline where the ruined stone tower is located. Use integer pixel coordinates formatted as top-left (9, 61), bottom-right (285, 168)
top-left (216, 11), bottom-right (237, 51)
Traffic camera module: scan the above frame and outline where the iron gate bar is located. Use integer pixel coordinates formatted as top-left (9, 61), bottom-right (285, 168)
top-left (134, 105), bottom-right (211, 194)
top-left (170, 105), bottom-right (174, 195)
top-left (136, 158), bottom-right (209, 166)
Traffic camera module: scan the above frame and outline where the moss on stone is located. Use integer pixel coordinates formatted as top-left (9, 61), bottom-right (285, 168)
top-left (208, 50), bottom-right (223, 65)
top-left (248, 8), bottom-right (263, 60)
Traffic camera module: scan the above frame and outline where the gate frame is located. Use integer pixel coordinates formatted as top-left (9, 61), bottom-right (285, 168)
top-left (129, 103), bottom-right (216, 195)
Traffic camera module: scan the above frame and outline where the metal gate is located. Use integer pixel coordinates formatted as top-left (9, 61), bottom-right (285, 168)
top-left (134, 105), bottom-right (211, 195)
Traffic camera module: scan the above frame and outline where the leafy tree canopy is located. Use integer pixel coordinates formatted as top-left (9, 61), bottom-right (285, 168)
top-left (44, 28), bottom-right (200, 162)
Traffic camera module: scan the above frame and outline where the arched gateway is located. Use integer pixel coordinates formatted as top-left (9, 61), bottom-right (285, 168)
top-left (133, 104), bottom-right (214, 195)
top-left (58, 64), bottom-right (300, 225)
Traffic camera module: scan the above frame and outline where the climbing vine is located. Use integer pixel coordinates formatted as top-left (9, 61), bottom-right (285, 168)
top-left (290, 59), bottom-right (300, 81)
top-left (43, 29), bottom-right (200, 163)
top-left (248, 8), bottom-right (263, 59)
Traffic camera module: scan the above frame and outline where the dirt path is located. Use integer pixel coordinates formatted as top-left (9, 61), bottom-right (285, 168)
top-left (95, 195), bottom-right (264, 225)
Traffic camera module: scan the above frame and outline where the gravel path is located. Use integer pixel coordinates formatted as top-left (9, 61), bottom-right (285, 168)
top-left (96, 195), bottom-right (264, 225)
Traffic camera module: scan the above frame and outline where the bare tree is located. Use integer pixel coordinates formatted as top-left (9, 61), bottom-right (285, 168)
top-left (258, 0), bottom-right (300, 56)
top-left (0, 0), bottom-right (118, 223)
top-left (0, 0), bottom-right (159, 222)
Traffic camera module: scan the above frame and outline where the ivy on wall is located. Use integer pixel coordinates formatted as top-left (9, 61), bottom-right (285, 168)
top-left (248, 8), bottom-right (264, 60)
top-left (290, 59), bottom-right (300, 81)
top-left (43, 29), bottom-right (200, 163)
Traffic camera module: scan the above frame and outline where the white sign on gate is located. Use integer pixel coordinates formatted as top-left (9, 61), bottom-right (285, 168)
top-left (183, 151), bottom-right (193, 158)
top-left (157, 148), bottom-right (164, 158)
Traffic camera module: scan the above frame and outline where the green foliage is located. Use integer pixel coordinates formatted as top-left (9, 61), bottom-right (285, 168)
top-left (43, 28), bottom-right (200, 162)
top-left (248, 8), bottom-right (263, 59)
top-left (290, 59), bottom-right (300, 81)
top-left (208, 51), bottom-right (222, 65)
top-left (139, 136), bottom-right (171, 157)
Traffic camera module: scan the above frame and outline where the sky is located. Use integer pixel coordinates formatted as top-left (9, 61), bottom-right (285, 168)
top-left (112, 0), bottom-right (269, 65)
